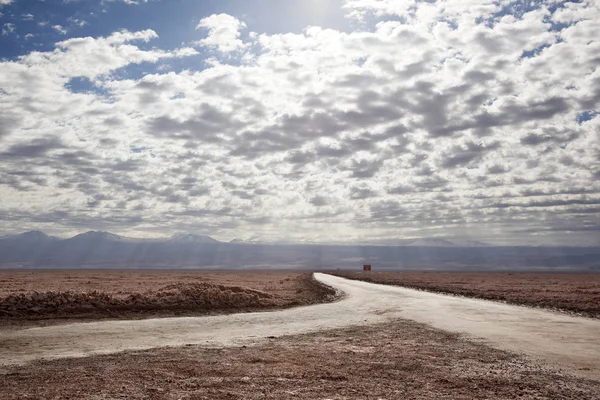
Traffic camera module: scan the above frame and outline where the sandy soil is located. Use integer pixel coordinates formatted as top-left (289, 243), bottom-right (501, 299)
top-left (0, 270), bottom-right (327, 298)
top-left (2, 320), bottom-right (600, 399)
top-left (332, 271), bottom-right (600, 318)
top-left (2, 273), bottom-right (600, 381)
top-left (0, 271), bottom-right (337, 324)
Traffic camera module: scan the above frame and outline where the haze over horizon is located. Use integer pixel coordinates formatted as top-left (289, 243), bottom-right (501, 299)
top-left (1, 0), bottom-right (599, 247)
top-left (2, 229), bottom-right (497, 246)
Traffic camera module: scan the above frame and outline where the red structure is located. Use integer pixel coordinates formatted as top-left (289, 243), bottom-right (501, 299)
top-left (363, 264), bottom-right (372, 271)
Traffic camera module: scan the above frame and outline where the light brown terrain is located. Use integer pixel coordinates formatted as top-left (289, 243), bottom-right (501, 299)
top-left (2, 271), bottom-right (600, 399)
top-left (2, 320), bottom-right (600, 399)
top-left (0, 271), bottom-right (337, 324)
top-left (332, 271), bottom-right (600, 318)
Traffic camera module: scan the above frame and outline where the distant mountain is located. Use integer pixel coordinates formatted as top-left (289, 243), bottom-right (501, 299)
top-left (453, 240), bottom-right (492, 247)
top-left (229, 237), bottom-right (261, 244)
top-left (67, 231), bottom-right (125, 242)
top-left (406, 238), bottom-right (456, 247)
top-left (0, 232), bottom-right (490, 247)
top-left (170, 234), bottom-right (219, 243)
top-left (403, 238), bottom-right (492, 247)
top-left (0, 231), bottom-right (58, 242)
top-left (0, 230), bottom-right (599, 271)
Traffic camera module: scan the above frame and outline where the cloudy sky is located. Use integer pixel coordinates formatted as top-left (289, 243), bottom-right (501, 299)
top-left (0, 0), bottom-right (599, 245)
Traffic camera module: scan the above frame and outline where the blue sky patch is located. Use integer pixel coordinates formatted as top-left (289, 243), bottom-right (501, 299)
top-left (0, 0), bottom-right (353, 62)
top-left (65, 76), bottom-right (113, 100)
top-left (576, 111), bottom-right (598, 125)
top-left (520, 43), bottom-right (551, 59)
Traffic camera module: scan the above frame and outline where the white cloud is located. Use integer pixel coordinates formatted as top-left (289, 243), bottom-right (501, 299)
top-left (2, 22), bottom-right (15, 35)
top-left (0, 2), bottom-right (599, 244)
top-left (196, 13), bottom-right (248, 53)
top-left (68, 18), bottom-right (88, 28)
top-left (17, 29), bottom-right (193, 80)
top-left (52, 25), bottom-right (68, 35)
top-left (102, 0), bottom-right (150, 4)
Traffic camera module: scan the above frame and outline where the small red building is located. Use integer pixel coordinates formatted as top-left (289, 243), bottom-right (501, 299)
top-left (363, 264), bottom-right (372, 271)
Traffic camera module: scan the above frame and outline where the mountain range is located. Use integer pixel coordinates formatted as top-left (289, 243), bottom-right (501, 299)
top-left (0, 231), bottom-right (491, 247)
top-left (0, 231), bottom-right (598, 271)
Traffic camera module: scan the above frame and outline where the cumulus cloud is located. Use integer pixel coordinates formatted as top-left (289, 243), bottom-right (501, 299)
top-left (16, 29), bottom-right (194, 79)
top-left (0, 3), bottom-right (599, 245)
top-left (196, 13), bottom-right (248, 53)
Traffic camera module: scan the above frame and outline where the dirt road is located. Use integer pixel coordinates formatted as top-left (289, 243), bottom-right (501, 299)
top-left (2, 273), bottom-right (599, 379)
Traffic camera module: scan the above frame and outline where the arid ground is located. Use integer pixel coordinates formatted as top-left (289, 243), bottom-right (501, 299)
top-left (2, 271), bottom-right (600, 399)
top-left (0, 271), bottom-right (337, 324)
top-left (2, 320), bottom-right (600, 399)
top-left (332, 271), bottom-right (600, 318)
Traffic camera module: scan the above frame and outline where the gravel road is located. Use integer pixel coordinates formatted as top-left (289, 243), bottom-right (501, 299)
top-left (1, 273), bottom-right (599, 379)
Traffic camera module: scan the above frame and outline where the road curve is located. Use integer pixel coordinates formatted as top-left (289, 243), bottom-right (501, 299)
top-left (1, 273), bottom-right (599, 379)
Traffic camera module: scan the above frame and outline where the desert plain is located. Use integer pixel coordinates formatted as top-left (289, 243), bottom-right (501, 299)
top-left (332, 271), bottom-right (600, 318)
top-left (1, 270), bottom-right (600, 399)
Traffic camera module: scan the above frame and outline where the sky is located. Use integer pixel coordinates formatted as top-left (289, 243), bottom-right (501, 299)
top-left (0, 0), bottom-right (599, 246)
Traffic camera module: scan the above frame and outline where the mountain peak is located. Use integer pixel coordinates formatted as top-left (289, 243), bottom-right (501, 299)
top-left (455, 240), bottom-right (492, 247)
top-left (2, 231), bottom-right (57, 241)
top-left (70, 231), bottom-right (123, 241)
top-left (170, 234), bottom-right (218, 243)
top-left (406, 238), bottom-right (456, 247)
top-left (19, 230), bottom-right (50, 238)
top-left (229, 235), bottom-right (262, 244)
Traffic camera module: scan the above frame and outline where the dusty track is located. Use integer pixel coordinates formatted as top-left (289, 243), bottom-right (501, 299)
top-left (1, 273), bottom-right (599, 380)
top-left (332, 271), bottom-right (600, 318)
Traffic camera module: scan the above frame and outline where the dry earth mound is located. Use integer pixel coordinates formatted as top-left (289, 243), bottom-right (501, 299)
top-left (0, 282), bottom-right (278, 320)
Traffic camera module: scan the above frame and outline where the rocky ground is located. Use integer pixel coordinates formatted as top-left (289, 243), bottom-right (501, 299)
top-left (332, 271), bottom-right (600, 318)
top-left (2, 319), bottom-right (599, 399)
top-left (0, 271), bottom-right (337, 324)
